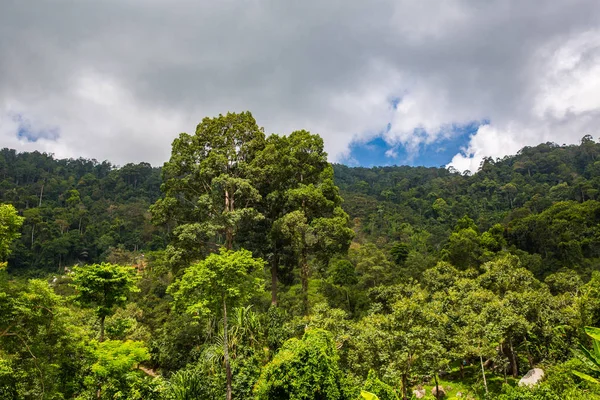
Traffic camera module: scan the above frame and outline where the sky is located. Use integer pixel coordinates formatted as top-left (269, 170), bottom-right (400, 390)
top-left (1, 1), bottom-right (600, 173)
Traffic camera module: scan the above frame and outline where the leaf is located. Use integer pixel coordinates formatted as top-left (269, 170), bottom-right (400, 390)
top-left (361, 391), bottom-right (380, 400)
top-left (580, 345), bottom-right (600, 371)
top-left (576, 345), bottom-right (600, 371)
top-left (573, 370), bottom-right (600, 384)
top-left (585, 326), bottom-right (600, 342)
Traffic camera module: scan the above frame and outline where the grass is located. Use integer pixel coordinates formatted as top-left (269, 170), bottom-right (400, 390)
top-left (414, 364), bottom-right (519, 399)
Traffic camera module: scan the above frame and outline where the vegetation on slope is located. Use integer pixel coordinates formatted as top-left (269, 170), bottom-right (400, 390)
top-left (1, 113), bottom-right (600, 399)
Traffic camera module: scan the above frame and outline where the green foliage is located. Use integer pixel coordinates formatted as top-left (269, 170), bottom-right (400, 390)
top-left (72, 263), bottom-right (140, 319)
top-left (91, 340), bottom-right (149, 378)
top-left (169, 248), bottom-right (265, 317)
top-left (573, 326), bottom-right (600, 384)
top-left (151, 111), bottom-right (265, 268)
top-left (0, 278), bottom-right (91, 398)
top-left (328, 258), bottom-right (358, 287)
top-left (81, 340), bottom-right (163, 400)
top-left (443, 216), bottom-right (481, 269)
top-left (254, 328), bottom-right (350, 400)
top-left (362, 370), bottom-right (399, 400)
top-left (168, 248), bottom-right (265, 398)
top-left (494, 384), bottom-right (562, 400)
top-left (349, 285), bottom-right (446, 399)
top-left (249, 129), bottom-right (353, 310)
top-left (0, 203), bottom-right (24, 263)
top-left (3, 121), bottom-right (600, 399)
top-left (360, 391), bottom-right (380, 400)
top-left (71, 262), bottom-right (140, 340)
top-left (0, 150), bottom-right (162, 271)
top-left (389, 242), bottom-right (409, 266)
top-left (166, 368), bottom-right (212, 400)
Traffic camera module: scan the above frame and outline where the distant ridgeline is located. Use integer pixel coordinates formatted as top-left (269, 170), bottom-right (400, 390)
top-left (333, 136), bottom-right (600, 276)
top-left (2, 135), bottom-right (600, 276)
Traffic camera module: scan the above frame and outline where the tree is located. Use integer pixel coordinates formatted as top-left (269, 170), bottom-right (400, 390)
top-left (151, 112), bottom-right (265, 269)
top-left (390, 242), bottom-right (410, 266)
top-left (87, 340), bottom-right (155, 399)
top-left (349, 286), bottom-right (444, 400)
top-left (71, 263), bottom-right (140, 341)
top-left (168, 248), bottom-right (265, 400)
top-left (443, 216), bottom-right (481, 269)
top-left (0, 203), bottom-right (24, 264)
top-left (0, 279), bottom-right (92, 398)
top-left (452, 281), bottom-right (501, 396)
top-left (271, 168), bottom-right (353, 313)
top-left (253, 130), bottom-right (352, 306)
top-left (254, 328), bottom-right (350, 400)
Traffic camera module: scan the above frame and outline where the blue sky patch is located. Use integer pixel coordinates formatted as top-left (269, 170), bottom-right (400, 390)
top-left (342, 121), bottom-right (483, 167)
top-left (12, 113), bottom-right (59, 142)
top-left (389, 96), bottom-right (402, 110)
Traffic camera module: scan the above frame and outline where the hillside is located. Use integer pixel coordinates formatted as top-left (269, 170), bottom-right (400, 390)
top-left (334, 137), bottom-right (600, 277)
top-left (1, 128), bottom-right (600, 399)
top-left (3, 136), bottom-right (599, 277)
top-left (0, 148), bottom-right (164, 272)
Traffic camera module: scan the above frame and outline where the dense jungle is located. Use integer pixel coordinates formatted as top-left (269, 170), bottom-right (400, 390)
top-left (2, 112), bottom-right (600, 399)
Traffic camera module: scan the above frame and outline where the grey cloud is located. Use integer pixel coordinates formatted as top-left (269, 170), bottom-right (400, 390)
top-left (1, 0), bottom-right (600, 168)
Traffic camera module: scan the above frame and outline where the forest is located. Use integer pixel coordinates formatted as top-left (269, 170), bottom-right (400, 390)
top-left (2, 111), bottom-right (600, 399)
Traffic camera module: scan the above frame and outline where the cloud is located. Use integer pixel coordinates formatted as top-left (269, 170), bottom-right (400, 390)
top-left (1, 0), bottom-right (600, 169)
top-left (450, 28), bottom-right (600, 172)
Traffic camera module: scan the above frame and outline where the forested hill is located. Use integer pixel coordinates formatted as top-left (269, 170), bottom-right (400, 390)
top-left (0, 148), bottom-right (164, 271)
top-left (2, 136), bottom-right (600, 277)
top-left (334, 136), bottom-right (600, 277)
top-left (3, 120), bottom-right (600, 400)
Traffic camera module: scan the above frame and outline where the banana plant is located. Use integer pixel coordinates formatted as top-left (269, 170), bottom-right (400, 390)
top-left (361, 391), bottom-right (380, 400)
top-left (573, 326), bottom-right (600, 384)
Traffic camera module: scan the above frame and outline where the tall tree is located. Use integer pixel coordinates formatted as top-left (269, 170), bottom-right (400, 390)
top-left (252, 131), bottom-right (328, 305)
top-left (168, 248), bottom-right (265, 400)
top-left (255, 130), bottom-right (353, 309)
top-left (151, 112), bottom-right (265, 269)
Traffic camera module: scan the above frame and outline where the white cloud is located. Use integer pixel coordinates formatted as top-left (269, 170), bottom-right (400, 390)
top-left (449, 29), bottom-right (600, 172)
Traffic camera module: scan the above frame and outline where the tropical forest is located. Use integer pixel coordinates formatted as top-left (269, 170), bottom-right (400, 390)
top-left (3, 111), bottom-right (600, 400)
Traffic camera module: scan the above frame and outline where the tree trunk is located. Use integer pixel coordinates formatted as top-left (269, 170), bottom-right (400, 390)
top-left (300, 181), bottom-right (309, 314)
top-left (434, 373), bottom-right (440, 400)
top-left (401, 374), bottom-right (408, 400)
top-left (300, 247), bottom-right (309, 315)
top-left (271, 256), bottom-right (278, 306)
top-left (459, 361), bottom-right (464, 379)
top-left (100, 315), bottom-right (106, 342)
top-left (527, 348), bottom-right (534, 369)
top-left (39, 183), bottom-right (44, 207)
top-left (223, 298), bottom-right (232, 400)
top-left (510, 338), bottom-right (518, 378)
top-left (480, 352), bottom-right (488, 396)
top-left (225, 189), bottom-right (233, 250)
